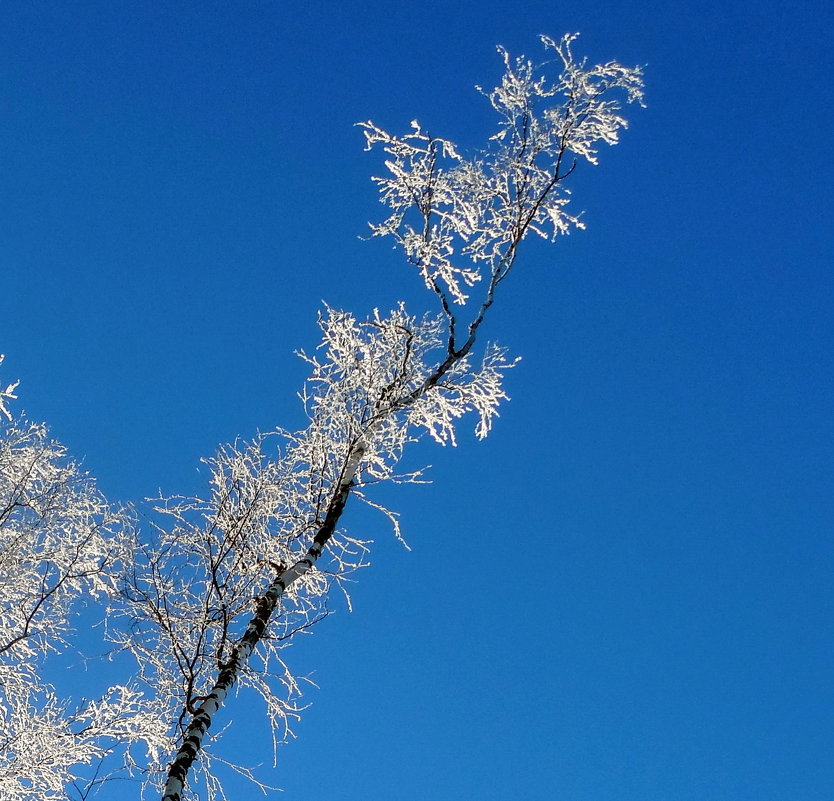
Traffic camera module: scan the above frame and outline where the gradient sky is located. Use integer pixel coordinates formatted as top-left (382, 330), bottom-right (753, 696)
top-left (1, 1), bottom-right (833, 799)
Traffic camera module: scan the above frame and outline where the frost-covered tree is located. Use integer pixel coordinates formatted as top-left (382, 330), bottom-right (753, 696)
top-left (0, 34), bottom-right (643, 801)
top-left (0, 360), bottom-right (162, 800)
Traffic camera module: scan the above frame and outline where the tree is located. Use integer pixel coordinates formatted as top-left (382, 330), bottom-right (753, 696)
top-left (0, 364), bottom-right (162, 800)
top-left (0, 34), bottom-right (643, 800)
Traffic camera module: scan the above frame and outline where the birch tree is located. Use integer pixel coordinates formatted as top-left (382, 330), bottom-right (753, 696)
top-left (0, 34), bottom-right (644, 800)
top-left (0, 360), bottom-right (162, 800)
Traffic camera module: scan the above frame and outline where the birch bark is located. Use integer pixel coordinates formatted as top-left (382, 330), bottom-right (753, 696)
top-left (160, 443), bottom-right (365, 801)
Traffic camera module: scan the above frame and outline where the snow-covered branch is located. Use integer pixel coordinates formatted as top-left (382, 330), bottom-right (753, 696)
top-left (0, 407), bottom-right (156, 800)
top-left (359, 33), bottom-right (644, 336)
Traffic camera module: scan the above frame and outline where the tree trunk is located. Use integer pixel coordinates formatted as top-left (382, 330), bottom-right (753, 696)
top-left (161, 445), bottom-right (364, 801)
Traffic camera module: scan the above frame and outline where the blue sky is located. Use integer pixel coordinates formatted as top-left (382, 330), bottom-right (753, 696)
top-left (2, 1), bottom-right (833, 799)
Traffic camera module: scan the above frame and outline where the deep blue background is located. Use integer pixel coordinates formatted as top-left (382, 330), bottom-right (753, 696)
top-left (1, 1), bottom-right (832, 799)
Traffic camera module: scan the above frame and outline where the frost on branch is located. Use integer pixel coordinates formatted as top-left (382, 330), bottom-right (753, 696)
top-left (0, 681), bottom-right (163, 801)
top-left (358, 122), bottom-right (479, 304)
top-left (0, 356), bottom-right (19, 422)
top-left (407, 342), bottom-right (517, 444)
top-left (0, 412), bottom-right (154, 800)
top-left (121, 302), bottom-right (517, 797)
top-left (299, 303), bottom-right (517, 454)
top-left (359, 34), bottom-right (644, 309)
top-left (0, 422), bottom-right (129, 659)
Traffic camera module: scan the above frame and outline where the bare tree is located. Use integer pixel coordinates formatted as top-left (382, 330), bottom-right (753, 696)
top-left (0, 34), bottom-right (643, 800)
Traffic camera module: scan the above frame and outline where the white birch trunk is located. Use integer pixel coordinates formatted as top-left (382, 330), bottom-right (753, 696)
top-left (161, 444), bottom-right (365, 801)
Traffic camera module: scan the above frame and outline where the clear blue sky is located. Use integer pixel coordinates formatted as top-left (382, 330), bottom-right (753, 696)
top-left (2, 1), bottom-right (833, 799)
